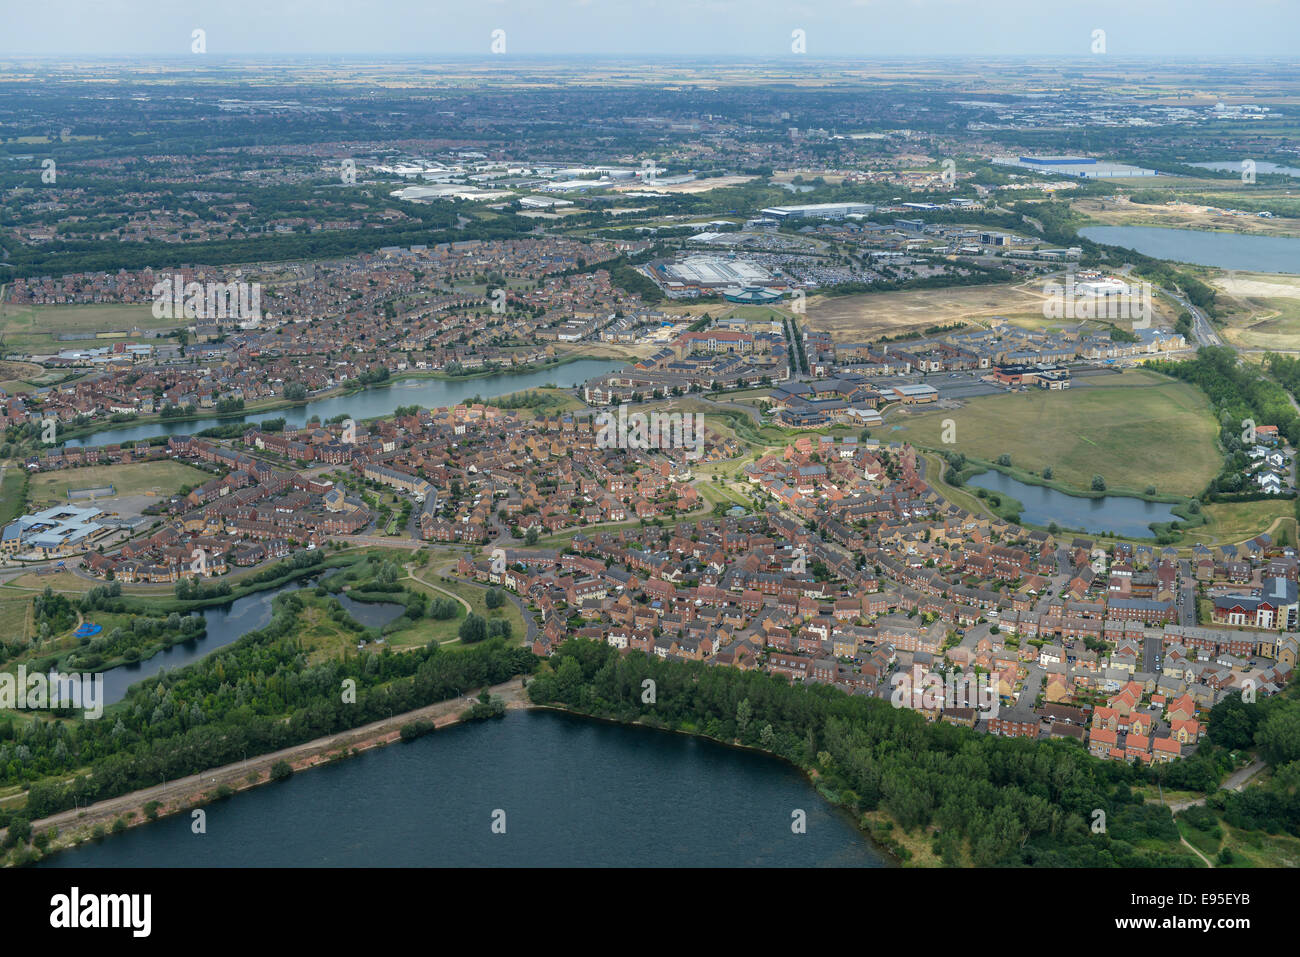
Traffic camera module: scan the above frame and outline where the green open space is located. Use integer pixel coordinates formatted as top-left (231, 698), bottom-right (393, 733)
top-left (884, 369), bottom-right (1222, 497)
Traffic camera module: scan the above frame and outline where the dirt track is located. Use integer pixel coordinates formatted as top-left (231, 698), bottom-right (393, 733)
top-left (8, 676), bottom-right (530, 859)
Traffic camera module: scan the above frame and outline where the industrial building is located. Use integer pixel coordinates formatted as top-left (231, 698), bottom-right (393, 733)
top-left (991, 156), bottom-right (1159, 178)
top-left (759, 202), bottom-right (876, 220)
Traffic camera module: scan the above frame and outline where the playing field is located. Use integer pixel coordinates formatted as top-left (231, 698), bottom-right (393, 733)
top-left (25, 461), bottom-right (210, 503)
top-left (882, 369), bottom-right (1221, 497)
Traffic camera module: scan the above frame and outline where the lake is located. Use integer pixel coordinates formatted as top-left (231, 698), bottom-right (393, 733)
top-left (66, 358), bottom-right (624, 448)
top-left (1189, 161), bottom-right (1300, 179)
top-left (39, 710), bottom-right (886, 868)
top-left (1079, 225), bottom-right (1300, 274)
top-left (97, 578), bottom-right (313, 706)
top-left (336, 593), bottom-right (406, 628)
top-left (967, 470), bottom-right (1180, 538)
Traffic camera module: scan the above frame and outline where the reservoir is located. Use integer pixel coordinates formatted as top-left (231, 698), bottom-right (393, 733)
top-left (39, 710), bottom-right (886, 868)
top-left (66, 358), bottom-right (624, 448)
top-left (1079, 225), bottom-right (1300, 274)
top-left (967, 470), bottom-right (1180, 538)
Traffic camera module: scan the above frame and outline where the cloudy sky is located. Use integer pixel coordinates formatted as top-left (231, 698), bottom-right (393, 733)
top-left (3, 0), bottom-right (1298, 57)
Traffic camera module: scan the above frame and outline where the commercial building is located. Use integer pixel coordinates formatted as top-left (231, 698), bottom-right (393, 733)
top-left (658, 256), bottom-right (775, 291)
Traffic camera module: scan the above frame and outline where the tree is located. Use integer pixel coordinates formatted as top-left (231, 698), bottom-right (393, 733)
top-left (459, 613), bottom-right (488, 644)
top-left (736, 697), bottom-right (752, 734)
top-left (1091, 474), bottom-right (1107, 492)
top-left (1043, 466), bottom-right (1054, 480)
top-left (1256, 705), bottom-right (1300, 766)
top-left (485, 588), bottom-right (505, 610)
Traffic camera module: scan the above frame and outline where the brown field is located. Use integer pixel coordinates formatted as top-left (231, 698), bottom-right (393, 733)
top-left (804, 275), bottom-right (1181, 340)
top-left (1074, 195), bottom-right (1300, 237)
top-left (1214, 272), bottom-right (1300, 351)
top-left (804, 283), bottom-right (1044, 339)
top-left (0, 359), bottom-right (47, 390)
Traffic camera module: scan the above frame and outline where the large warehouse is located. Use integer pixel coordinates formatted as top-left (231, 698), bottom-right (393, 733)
top-left (991, 156), bottom-right (1159, 178)
top-left (759, 202), bottom-right (876, 220)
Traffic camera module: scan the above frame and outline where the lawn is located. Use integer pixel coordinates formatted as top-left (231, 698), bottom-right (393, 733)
top-left (882, 370), bottom-right (1221, 497)
top-left (25, 461), bottom-right (210, 503)
top-left (403, 568), bottom-right (524, 649)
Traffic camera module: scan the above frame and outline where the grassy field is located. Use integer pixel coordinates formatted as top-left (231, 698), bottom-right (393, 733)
top-left (883, 369), bottom-right (1221, 497)
top-left (0, 594), bottom-right (31, 644)
top-left (0, 469), bottom-right (28, 526)
top-left (25, 461), bottom-right (210, 504)
top-left (1198, 502), bottom-right (1298, 547)
top-left (0, 302), bottom-right (178, 354)
top-left (402, 568), bottom-right (524, 649)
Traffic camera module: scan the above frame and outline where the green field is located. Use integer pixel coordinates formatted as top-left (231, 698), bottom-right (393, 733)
top-left (0, 595), bottom-right (31, 644)
top-left (25, 461), bottom-right (210, 504)
top-left (884, 370), bottom-right (1221, 497)
top-left (0, 302), bottom-right (179, 354)
top-left (1198, 502), bottom-right (1297, 547)
top-left (0, 469), bottom-right (27, 526)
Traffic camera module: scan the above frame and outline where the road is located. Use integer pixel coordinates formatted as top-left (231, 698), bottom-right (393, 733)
top-left (1165, 759), bottom-right (1267, 813)
top-left (1160, 286), bottom-right (1221, 348)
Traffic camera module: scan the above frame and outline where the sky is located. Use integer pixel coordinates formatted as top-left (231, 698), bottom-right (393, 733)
top-left (2, 0), bottom-right (1299, 57)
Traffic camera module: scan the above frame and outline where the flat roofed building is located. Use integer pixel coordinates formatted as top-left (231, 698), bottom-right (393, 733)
top-left (759, 202), bottom-right (875, 220)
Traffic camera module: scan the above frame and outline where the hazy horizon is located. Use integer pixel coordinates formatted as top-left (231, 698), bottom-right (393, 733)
top-left (4, 0), bottom-right (1299, 58)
